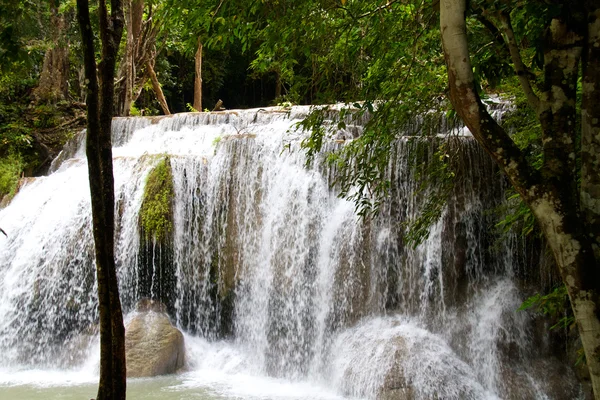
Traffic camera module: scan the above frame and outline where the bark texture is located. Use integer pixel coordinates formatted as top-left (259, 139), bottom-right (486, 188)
top-left (194, 39), bottom-right (203, 112)
top-left (76, 0), bottom-right (126, 399)
top-left (440, 1), bottom-right (600, 398)
top-left (581, 7), bottom-right (600, 396)
top-left (582, 5), bottom-right (600, 262)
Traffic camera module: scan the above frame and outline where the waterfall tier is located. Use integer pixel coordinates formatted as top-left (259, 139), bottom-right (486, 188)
top-left (0, 106), bottom-right (583, 399)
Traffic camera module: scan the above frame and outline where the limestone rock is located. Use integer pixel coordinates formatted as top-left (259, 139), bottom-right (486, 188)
top-left (125, 300), bottom-right (184, 378)
top-left (378, 338), bottom-right (413, 400)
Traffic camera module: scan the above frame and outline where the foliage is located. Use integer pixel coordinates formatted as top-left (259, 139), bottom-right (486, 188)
top-left (0, 86), bottom-right (83, 177)
top-left (519, 285), bottom-right (576, 332)
top-left (0, 0), bottom-right (46, 70)
top-left (0, 0), bottom-right (85, 180)
top-left (500, 78), bottom-right (543, 169)
top-left (0, 0), bottom-right (592, 250)
top-left (0, 153), bottom-right (23, 198)
top-left (495, 192), bottom-right (538, 237)
top-left (186, 103), bottom-right (199, 113)
top-left (140, 156), bottom-right (174, 242)
top-left (31, 104), bottom-right (61, 129)
top-left (0, 69), bottom-right (36, 155)
top-left (404, 140), bottom-right (457, 246)
top-left (129, 104), bottom-right (142, 116)
top-left (0, 0), bottom-right (585, 246)
top-left (518, 285), bottom-right (584, 365)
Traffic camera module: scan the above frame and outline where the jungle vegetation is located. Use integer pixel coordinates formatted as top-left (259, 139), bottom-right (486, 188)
top-left (1, 0), bottom-right (599, 398)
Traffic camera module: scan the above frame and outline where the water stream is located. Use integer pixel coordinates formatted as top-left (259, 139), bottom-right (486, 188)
top-left (0, 106), bottom-right (583, 399)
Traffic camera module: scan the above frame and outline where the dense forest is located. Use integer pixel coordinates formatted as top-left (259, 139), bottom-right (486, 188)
top-left (1, 0), bottom-right (599, 398)
top-left (1, 0), bottom-right (511, 194)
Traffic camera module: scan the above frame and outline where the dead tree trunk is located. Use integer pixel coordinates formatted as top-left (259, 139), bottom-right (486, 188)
top-left (194, 39), bottom-right (203, 112)
top-left (76, 0), bottom-right (126, 399)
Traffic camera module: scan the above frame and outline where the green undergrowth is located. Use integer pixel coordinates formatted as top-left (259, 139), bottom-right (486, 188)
top-left (519, 285), bottom-right (574, 330)
top-left (519, 284), bottom-right (584, 365)
top-left (140, 156), bottom-right (174, 241)
top-left (0, 153), bottom-right (23, 198)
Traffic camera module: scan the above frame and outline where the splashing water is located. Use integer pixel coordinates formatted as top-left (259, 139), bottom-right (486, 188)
top-left (0, 106), bottom-right (583, 399)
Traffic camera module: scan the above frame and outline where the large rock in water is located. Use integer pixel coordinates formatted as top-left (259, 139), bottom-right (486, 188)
top-left (125, 299), bottom-right (185, 378)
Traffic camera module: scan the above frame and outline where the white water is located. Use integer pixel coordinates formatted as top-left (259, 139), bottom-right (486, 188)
top-left (0, 107), bottom-right (582, 399)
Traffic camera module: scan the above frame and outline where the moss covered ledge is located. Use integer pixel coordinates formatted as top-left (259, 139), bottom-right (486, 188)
top-left (139, 156), bottom-right (174, 242)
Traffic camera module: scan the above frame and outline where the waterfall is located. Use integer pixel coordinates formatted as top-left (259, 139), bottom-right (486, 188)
top-left (0, 106), bottom-right (584, 399)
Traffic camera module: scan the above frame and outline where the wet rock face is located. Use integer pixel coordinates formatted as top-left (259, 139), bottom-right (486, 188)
top-left (378, 387), bottom-right (413, 400)
top-left (378, 338), bottom-right (413, 400)
top-left (501, 358), bottom-right (589, 400)
top-left (125, 300), bottom-right (184, 378)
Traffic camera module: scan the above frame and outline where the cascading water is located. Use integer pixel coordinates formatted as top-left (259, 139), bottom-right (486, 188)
top-left (0, 106), bottom-right (584, 399)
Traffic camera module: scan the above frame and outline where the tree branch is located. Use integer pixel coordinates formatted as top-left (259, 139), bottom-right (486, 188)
top-left (213, 0), bottom-right (225, 18)
top-left (357, 0), bottom-right (400, 19)
top-left (147, 61), bottom-right (171, 115)
top-left (497, 11), bottom-right (540, 114)
top-left (474, 14), bottom-right (509, 57)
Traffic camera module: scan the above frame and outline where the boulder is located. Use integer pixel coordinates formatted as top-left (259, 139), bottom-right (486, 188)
top-left (378, 338), bottom-right (413, 400)
top-left (335, 331), bottom-right (413, 400)
top-left (125, 299), bottom-right (185, 378)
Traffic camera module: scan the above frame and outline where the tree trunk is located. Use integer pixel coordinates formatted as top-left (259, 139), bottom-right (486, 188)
top-left (581, 6), bottom-right (600, 396)
top-left (147, 62), bottom-right (171, 115)
top-left (131, 0), bottom-right (144, 39)
top-left (194, 39), bottom-right (203, 112)
top-left (34, 0), bottom-right (69, 103)
top-left (440, 1), bottom-right (600, 398)
top-left (115, 0), bottom-right (166, 116)
top-left (115, 0), bottom-right (136, 116)
top-left (582, 5), bottom-right (600, 262)
top-left (76, 0), bottom-right (126, 399)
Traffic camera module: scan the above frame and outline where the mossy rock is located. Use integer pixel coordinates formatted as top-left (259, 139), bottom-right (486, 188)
top-left (140, 157), bottom-right (174, 242)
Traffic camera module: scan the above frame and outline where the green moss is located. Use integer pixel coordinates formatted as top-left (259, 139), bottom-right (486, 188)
top-left (140, 157), bottom-right (174, 241)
